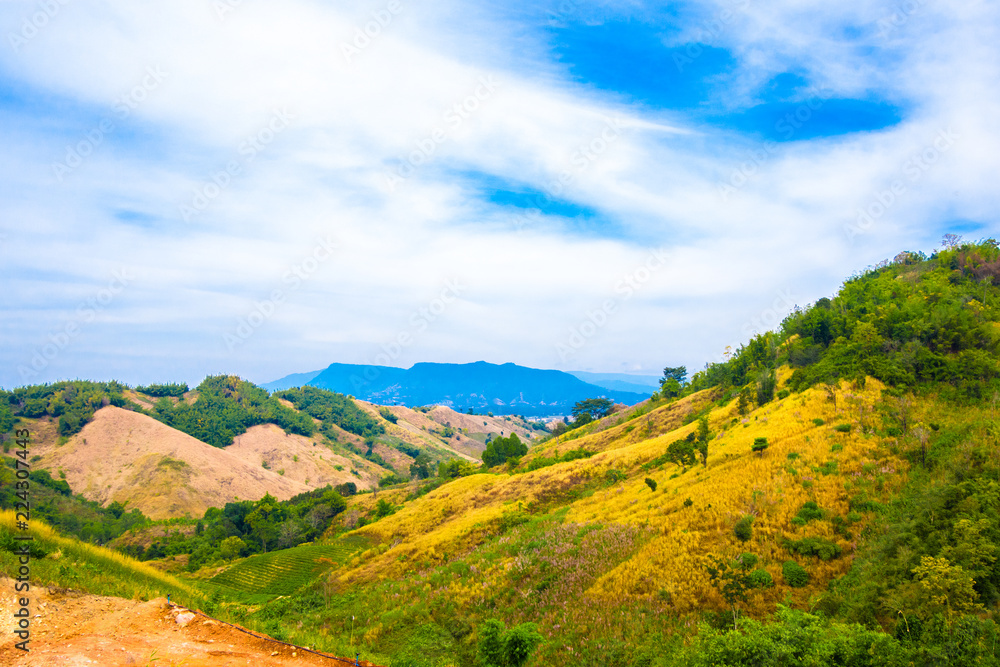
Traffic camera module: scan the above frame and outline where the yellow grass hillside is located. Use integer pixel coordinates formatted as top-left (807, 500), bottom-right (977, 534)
top-left (330, 378), bottom-right (905, 619)
top-left (0, 509), bottom-right (202, 603)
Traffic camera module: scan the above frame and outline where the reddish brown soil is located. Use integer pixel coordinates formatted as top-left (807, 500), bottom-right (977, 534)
top-left (0, 578), bottom-right (380, 667)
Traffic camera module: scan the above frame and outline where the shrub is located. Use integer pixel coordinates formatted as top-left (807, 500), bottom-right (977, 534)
top-left (483, 433), bottom-right (527, 467)
top-left (748, 569), bottom-right (774, 588)
top-left (604, 468), bottom-right (626, 485)
top-left (812, 418), bottom-right (825, 426)
top-left (135, 383), bottom-right (189, 398)
top-left (786, 537), bottom-right (842, 561)
top-left (795, 501), bottom-right (824, 523)
top-left (374, 499), bottom-right (395, 519)
top-left (834, 423), bottom-right (852, 433)
top-left (379, 473), bottom-right (406, 487)
top-left (438, 459), bottom-right (476, 479)
top-left (777, 389), bottom-right (790, 400)
top-left (734, 516), bottom-right (754, 542)
top-left (683, 498), bottom-right (694, 507)
top-left (504, 623), bottom-right (544, 667)
top-left (477, 619), bottom-right (544, 667)
top-left (783, 560), bottom-right (809, 587)
top-left (644, 477), bottom-right (658, 492)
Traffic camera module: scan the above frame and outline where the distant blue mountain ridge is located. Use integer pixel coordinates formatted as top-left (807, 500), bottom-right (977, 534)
top-left (261, 361), bottom-right (653, 417)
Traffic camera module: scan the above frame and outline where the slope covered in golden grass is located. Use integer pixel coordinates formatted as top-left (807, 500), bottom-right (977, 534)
top-left (329, 375), bottom-right (904, 621)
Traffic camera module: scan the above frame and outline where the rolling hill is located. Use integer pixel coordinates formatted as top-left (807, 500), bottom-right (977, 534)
top-left (210, 241), bottom-right (1000, 666)
top-left (31, 406), bottom-right (314, 519)
top-left (5, 241), bottom-right (1000, 666)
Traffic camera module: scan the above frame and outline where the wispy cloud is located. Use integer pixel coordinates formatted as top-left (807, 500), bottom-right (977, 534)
top-left (0, 0), bottom-right (997, 388)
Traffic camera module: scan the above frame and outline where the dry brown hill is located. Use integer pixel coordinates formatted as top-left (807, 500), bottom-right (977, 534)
top-left (361, 402), bottom-right (540, 463)
top-left (356, 402), bottom-right (479, 462)
top-left (427, 405), bottom-right (535, 439)
top-left (227, 424), bottom-right (382, 489)
top-left (33, 406), bottom-right (313, 520)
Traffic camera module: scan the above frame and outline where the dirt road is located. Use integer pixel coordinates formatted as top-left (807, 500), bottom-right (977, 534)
top-left (0, 578), bottom-right (377, 667)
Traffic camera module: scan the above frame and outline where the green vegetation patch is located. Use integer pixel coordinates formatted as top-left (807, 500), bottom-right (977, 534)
top-left (211, 534), bottom-right (370, 595)
top-left (153, 376), bottom-right (315, 447)
top-left (276, 385), bottom-right (385, 439)
top-left (785, 536), bottom-right (842, 561)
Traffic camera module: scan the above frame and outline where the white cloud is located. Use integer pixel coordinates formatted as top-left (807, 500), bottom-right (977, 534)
top-left (0, 0), bottom-right (997, 387)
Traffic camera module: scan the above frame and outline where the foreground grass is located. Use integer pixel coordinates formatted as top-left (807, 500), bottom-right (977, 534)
top-left (0, 509), bottom-right (204, 607)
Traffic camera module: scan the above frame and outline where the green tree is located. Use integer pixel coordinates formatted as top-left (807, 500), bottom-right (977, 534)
top-left (219, 535), bottom-right (245, 560)
top-left (752, 437), bottom-right (769, 456)
top-left (661, 366), bottom-right (688, 386)
top-left (482, 434), bottom-right (527, 468)
top-left (410, 453), bottom-right (431, 479)
top-left (696, 416), bottom-right (711, 466)
top-left (503, 623), bottom-right (544, 667)
top-left (572, 398), bottom-right (614, 421)
top-left (478, 619), bottom-right (507, 667)
top-left (706, 553), bottom-right (767, 625)
top-left (660, 366), bottom-right (688, 400)
top-left (734, 516), bottom-right (754, 542)
top-left (782, 560), bottom-right (809, 587)
top-left (667, 434), bottom-right (698, 473)
top-left (245, 493), bottom-right (285, 553)
top-left (0, 402), bottom-right (17, 434)
top-left (910, 556), bottom-right (984, 622)
top-left (737, 388), bottom-right (751, 416)
top-left (477, 619), bottom-right (544, 667)
top-left (374, 499), bottom-right (395, 519)
top-left (438, 459), bottom-right (476, 479)
top-left (756, 368), bottom-right (777, 405)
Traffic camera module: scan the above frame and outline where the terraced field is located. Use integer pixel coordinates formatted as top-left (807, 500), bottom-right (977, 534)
top-left (211, 535), bottom-right (370, 595)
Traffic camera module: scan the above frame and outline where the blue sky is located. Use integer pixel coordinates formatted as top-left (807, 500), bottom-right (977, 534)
top-left (0, 0), bottom-right (997, 389)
